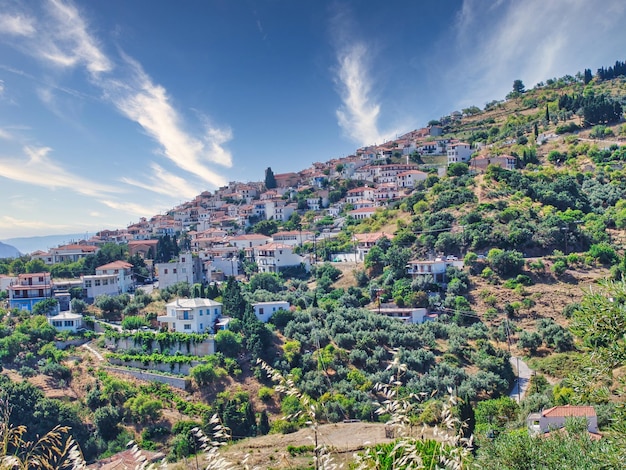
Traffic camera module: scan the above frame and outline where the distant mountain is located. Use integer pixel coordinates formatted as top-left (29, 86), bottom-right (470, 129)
top-left (0, 241), bottom-right (21, 259)
top-left (1, 233), bottom-right (92, 255)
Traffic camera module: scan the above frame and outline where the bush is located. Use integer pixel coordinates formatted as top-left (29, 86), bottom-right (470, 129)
top-left (121, 315), bottom-right (148, 330)
top-left (487, 249), bottom-right (524, 277)
top-left (94, 405), bottom-right (121, 440)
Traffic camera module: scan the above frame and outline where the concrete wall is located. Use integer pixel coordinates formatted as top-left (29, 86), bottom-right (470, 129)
top-left (105, 367), bottom-right (190, 390)
top-left (107, 357), bottom-right (201, 375)
top-left (105, 336), bottom-right (215, 356)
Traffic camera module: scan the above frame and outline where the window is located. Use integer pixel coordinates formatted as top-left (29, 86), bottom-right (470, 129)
top-left (173, 268), bottom-right (177, 274)
top-left (183, 324), bottom-right (191, 330)
top-left (85, 280), bottom-right (92, 288)
top-left (259, 308), bottom-right (264, 315)
top-left (52, 320), bottom-right (62, 327)
top-left (95, 279), bottom-right (101, 286)
top-left (64, 320), bottom-right (73, 327)
top-left (199, 309), bottom-right (203, 316)
top-left (103, 279), bottom-right (108, 285)
top-left (200, 323), bottom-right (203, 331)
top-left (214, 308), bottom-right (219, 315)
top-left (182, 257), bottom-right (186, 262)
top-left (164, 269), bottom-right (168, 274)
top-left (183, 312), bottom-right (189, 320)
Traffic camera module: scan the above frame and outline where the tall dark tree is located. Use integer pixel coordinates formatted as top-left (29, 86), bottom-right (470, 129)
top-left (222, 276), bottom-right (247, 319)
top-left (264, 167), bottom-right (277, 189)
top-left (583, 68), bottom-right (593, 84)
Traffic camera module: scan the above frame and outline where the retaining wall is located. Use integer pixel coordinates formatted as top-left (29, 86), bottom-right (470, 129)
top-left (105, 337), bottom-right (215, 356)
top-left (105, 366), bottom-right (190, 390)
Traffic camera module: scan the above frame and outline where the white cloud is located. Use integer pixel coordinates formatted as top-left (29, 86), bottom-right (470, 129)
top-left (121, 163), bottom-right (200, 200)
top-left (0, 13), bottom-right (36, 36)
top-left (100, 200), bottom-right (164, 218)
top-left (334, 42), bottom-right (384, 145)
top-left (105, 56), bottom-right (231, 187)
top-left (449, 0), bottom-right (626, 108)
top-left (43, 0), bottom-right (112, 75)
top-left (0, 145), bottom-right (118, 197)
top-left (0, 0), bottom-right (232, 193)
top-left (0, 215), bottom-right (83, 232)
top-left (0, 128), bottom-right (12, 140)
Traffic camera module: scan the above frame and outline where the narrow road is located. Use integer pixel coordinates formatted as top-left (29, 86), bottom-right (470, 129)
top-left (509, 356), bottom-right (532, 403)
top-left (81, 341), bottom-right (105, 361)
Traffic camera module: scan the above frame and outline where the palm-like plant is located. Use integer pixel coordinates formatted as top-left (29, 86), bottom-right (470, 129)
top-left (0, 400), bottom-right (85, 470)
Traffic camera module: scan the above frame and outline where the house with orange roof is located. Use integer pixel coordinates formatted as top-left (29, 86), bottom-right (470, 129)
top-left (470, 154), bottom-right (517, 172)
top-left (83, 260), bottom-right (134, 299)
top-left (8, 272), bottom-right (55, 312)
top-left (352, 232), bottom-right (390, 260)
top-left (397, 169), bottom-right (429, 188)
top-left (50, 244), bottom-right (98, 264)
top-left (527, 405), bottom-right (600, 439)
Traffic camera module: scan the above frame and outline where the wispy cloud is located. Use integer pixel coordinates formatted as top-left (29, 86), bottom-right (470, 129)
top-left (121, 163), bottom-right (200, 200)
top-left (334, 42), bottom-right (384, 145)
top-left (329, 6), bottom-right (401, 146)
top-left (100, 200), bottom-right (164, 218)
top-left (0, 13), bottom-right (36, 36)
top-left (0, 145), bottom-right (118, 197)
top-left (449, 0), bottom-right (626, 108)
top-left (104, 54), bottom-right (231, 187)
top-left (0, 0), bottom-right (232, 192)
top-left (0, 215), bottom-right (90, 232)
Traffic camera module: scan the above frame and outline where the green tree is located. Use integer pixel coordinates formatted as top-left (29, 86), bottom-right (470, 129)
top-left (222, 277), bottom-right (247, 319)
top-left (248, 272), bottom-right (283, 293)
top-left (32, 298), bottom-right (59, 316)
top-left (215, 330), bottom-right (243, 357)
top-left (94, 405), bottom-right (121, 440)
top-left (264, 167), bottom-right (277, 189)
top-left (24, 258), bottom-right (49, 273)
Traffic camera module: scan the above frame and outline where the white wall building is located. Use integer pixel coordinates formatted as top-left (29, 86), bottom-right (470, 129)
top-left (157, 298), bottom-right (223, 333)
top-left (48, 311), bottom-right (83, 333)
top-left (157, 253), bottom-right (203, 290)
top-left (96, 261), bottom-right (134, 294)
top-left (253, 243), bottom-right (310, 273)
top-left (252, 301), bottom-right (290, 323)
top-left (406, 257), bottom-right (464, 283)
top-left (447, 142), bottom-right (473, 165)
top-left (83, 274), bottom-right (120, 300)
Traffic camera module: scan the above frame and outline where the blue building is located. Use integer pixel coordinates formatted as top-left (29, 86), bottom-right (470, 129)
top-left (8, 272), bottom-right (56, 313)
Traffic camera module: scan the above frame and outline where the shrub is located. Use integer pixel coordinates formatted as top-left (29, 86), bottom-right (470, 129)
top-left (121, 315), bottom-right (148, 330)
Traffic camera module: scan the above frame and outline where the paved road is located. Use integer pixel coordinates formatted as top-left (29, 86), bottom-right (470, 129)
top-left (509, 356), bottom-right (533, 403)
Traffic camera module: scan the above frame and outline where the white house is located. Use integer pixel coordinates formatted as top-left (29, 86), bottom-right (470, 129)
top-left (348, 207), bottom-right (377, 220)
top-left (157, 253), bottom-right (203, 290)
top-left (447, 142), bottom-right (473, 165)
top-left (272, 230), bottom-right (315, 246)
top-left (527, 405), bottom-right (599, 438)
top-left (157, 298), bottom-right (223, 333)
top-left (406, 257), bottom-right (464, 283)
top-left (83, 273), bottom-right (120, 300)
top-left (96, 261), bottom-right (134, 294)
top-left (396, 169), bottom-right (428, 188)
top-left (229, 234), bottom-right (271, 249)
top-left (48, 311), bottom-right (83, 333)
top-left (372, 307), bottom-right (437, 324)
top-left (253, 243), bottom-right (310, 273)
top-left (252, 301), bottom-right (290, 323)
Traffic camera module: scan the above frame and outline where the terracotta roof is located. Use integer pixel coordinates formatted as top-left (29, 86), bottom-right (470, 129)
top-left (97, 261), bottom-right (133, 271)
top-left (542, 405), bottom-right (596, 418)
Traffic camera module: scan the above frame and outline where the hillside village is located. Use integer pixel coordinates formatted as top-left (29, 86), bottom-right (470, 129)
top-left (2, 64), bottom-right (626, 468)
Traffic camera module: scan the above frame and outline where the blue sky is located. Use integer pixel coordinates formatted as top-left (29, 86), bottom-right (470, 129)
top-left (1, 0), bottom-right (625, 238)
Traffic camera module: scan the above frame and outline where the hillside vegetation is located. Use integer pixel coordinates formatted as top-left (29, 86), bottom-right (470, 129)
top-left (2, 64), bottom-right (626, 468)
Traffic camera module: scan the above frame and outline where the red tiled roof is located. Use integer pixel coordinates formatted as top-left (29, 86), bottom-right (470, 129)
top-left (542, 405), bottom-right (596, 418)
top-left (97, 261), bottom-right (133, 271)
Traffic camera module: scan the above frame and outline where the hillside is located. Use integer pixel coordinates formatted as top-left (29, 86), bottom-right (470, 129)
top-left (2, 65), bottom-right (626, 468)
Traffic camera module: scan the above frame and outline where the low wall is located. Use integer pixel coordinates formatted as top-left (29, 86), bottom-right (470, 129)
top-left (55, 338), bottom-right (89, 349)
top-left (107, 358), bottom-right (202, 375)
top-left (105, 367), bottom-right (190, 390)
top-left (105, 337), bottom-right (214, 356)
